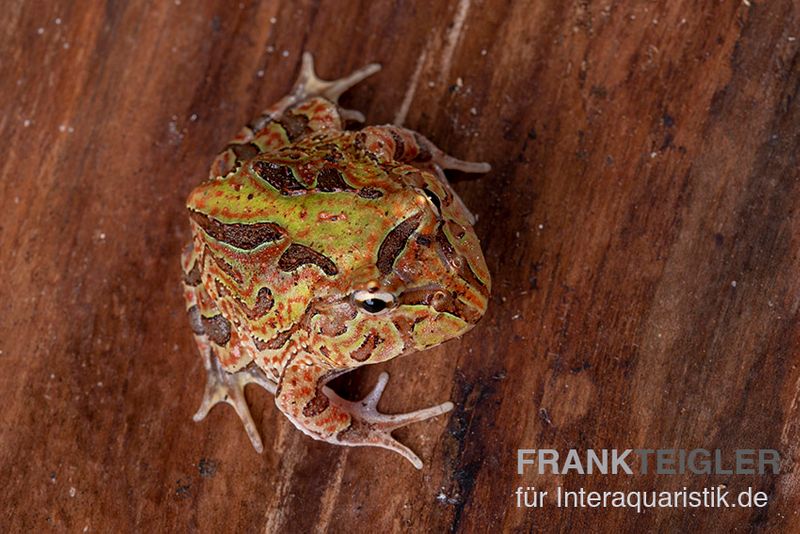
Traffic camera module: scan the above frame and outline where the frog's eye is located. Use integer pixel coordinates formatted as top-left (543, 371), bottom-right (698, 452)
top-left (360, 298), bottom-right (388, 313)
top-left (353, 289), bottom-right (395, 314)
top-left (422, 187), bottom-right (442, 214)
top-left (423, 187), bottom-right (441, 210)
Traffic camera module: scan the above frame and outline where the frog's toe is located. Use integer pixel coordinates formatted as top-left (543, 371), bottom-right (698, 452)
top-left (339, 108), bottom-right (367, 123)
top-left (294, 52), bottom-right (381, 103)
top-left (434, 152), bottom-right (491, 174)
top-left (326, 372), bottom-right (454, 469)
top-left (193, 350), bottom-right (277, 454)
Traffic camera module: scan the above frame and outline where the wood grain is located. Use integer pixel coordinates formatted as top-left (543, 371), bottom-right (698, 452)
top-left (1, 1), bottom-right (799, 532)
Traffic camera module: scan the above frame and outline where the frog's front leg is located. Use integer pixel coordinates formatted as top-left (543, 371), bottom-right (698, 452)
top-left (182, 244), bottom-right (276, 452)
top-left (276, 357), bottom-right (453, 469)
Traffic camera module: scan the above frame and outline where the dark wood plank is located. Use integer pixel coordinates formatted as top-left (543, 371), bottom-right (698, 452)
top-left (1, 1), bottom-right (798, 532)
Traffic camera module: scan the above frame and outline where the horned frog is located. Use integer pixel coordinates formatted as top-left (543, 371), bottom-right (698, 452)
top-left (182, 53), bottom-right (491, 468)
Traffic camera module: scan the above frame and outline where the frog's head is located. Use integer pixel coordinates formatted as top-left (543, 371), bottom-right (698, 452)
top-left (309, 170), bottom-right (491, 363)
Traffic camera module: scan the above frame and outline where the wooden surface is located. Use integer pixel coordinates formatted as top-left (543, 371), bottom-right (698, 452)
top-left (2, 1), bottom-right (799, 532)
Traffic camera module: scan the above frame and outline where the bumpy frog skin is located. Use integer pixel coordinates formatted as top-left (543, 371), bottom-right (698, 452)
top-left (182, 53), bottom-right (491, 468)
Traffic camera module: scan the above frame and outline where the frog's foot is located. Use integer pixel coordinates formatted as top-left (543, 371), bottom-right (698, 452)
top-left (291, 52), bottom-right (381, 122)
top-left (193, 350), bottom-right (277, 453)
top-left (325, 372), bottom-right (454, 469)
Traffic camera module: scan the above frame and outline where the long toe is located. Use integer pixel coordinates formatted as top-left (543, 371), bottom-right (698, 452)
top-left (228, 387), bottom-right (265, 454)
top-left (375, 401), bottom-right (455, 432)
top-left (436, 152), bottom-right (491, 173)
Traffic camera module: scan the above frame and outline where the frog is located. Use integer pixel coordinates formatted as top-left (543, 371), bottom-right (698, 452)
top-left (182, 53), bottom-right (491, 468)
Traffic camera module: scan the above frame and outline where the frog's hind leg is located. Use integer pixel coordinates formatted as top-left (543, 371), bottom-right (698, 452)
top-left (276, 358), bottom-right (453, 469)
top-left (360, 125), bottom-right (490, 223)
top-left (208, 53), bottom-right (381, 179)
top-left (182, 243), bottom-right (276, 453)
top-left (363, 125), bottom-right (490, 173)
top-left (289, 52), bottom-right (381, 122)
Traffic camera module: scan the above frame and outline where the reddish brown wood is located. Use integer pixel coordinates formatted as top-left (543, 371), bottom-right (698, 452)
top-left (1, 1), bottom-right (799, 532)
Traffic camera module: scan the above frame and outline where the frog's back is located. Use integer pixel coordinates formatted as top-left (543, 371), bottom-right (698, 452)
top-left (186, 130), bottom-right (426, 371)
